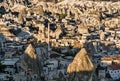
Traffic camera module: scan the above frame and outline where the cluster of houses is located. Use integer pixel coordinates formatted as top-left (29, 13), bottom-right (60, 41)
top-left (0, 0), bottom-right (120, 81)
top-left (93, 55), bottom-right (120, 81)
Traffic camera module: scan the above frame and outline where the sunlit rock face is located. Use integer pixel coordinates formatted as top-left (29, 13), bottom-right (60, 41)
top-left (21, 44), bottom-right (43, 78)
top-left (67, 48), bottom-right (94, 81)
top-left (30, 0), bottom-right (64, 3)
top-left (24, 44), bottom-right (37, 60)
top-left (22, 44), bottom-right (37, 72)
top-left (21, 44), bottom-right (48, 80)
top-left (78, 24), bottom-right (88, 34)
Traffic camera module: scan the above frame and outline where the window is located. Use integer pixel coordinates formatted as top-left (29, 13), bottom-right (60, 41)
top-left (34, 76), bottom-right (37, 79)
top-left (48, 67), bottom-right (51, 71)
top-left (44, 70), bottom-right (46, 72)
top-left (0, 78), bottom-right (3, 81)
top-left (115, 71), bottom-right (116, 73)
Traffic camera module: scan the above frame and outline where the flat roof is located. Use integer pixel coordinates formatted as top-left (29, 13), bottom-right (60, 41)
top-left (1, 58), bottom-right (19, 66)
top-left (101, 56), bottom-right (120, 61)
top-left (108, 64), bottom-right (120, 70)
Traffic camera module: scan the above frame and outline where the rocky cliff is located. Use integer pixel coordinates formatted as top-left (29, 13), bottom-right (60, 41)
top-left (67, 48), bottom-right (94, 81)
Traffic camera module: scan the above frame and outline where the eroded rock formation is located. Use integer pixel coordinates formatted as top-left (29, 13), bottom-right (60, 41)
top-left (21, 44), bottom-right (44, 80)
top-left (67, 48), bottom-right (94, 81)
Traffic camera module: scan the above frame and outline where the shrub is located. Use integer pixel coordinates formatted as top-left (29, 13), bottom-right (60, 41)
top-left (0, 14), bottom-right (2, 18)
top-left (0, 62), bottom-right (6, 72)
top-left (59, 14), bottom-right (67, 19)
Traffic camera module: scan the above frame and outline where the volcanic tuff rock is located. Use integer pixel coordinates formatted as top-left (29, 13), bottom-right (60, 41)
top-left (21, 44), bottom-right (44, 80)
top-left (67, 48), bottom-right (94, 81)
top-left (78, 24), bottom-right (88, 34)
top-left (31, 0), bottom-right (64, 3)
top-left (21, 44), bottom-right (37, 72)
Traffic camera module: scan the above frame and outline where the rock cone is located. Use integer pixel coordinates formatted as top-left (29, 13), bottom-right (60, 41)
top-left (67, 48), bottom-right (94, 81)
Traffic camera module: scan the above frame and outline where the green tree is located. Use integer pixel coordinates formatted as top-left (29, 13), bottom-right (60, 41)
top-left (0, 0), bottom-right (3, 3)
top-left (0, 62), bottom-right (6, 72)
top-left (0, 14), bottom-right (2, 18)
top-left (116, 77), bottom-right (120, 81)
top-left (59, 14), bottom-right (67, 19)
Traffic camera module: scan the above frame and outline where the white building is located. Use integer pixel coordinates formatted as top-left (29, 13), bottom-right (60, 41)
top-left (1, 58), bottom-right (19, 75)
top-left (45, 59), bottom-right (59, 71)
top-left (13, 72), bottom-right (27, 81)
top-left (0, 74), bottom-right (10, 81)
top-left (59, 59), bottom-right (71, 69)
top-left (100, 60), bottom-right (112, 67)
top-left (98, 70), bottom-right (106, 78)
top-left (108, 64), bottom-right (120, 80)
